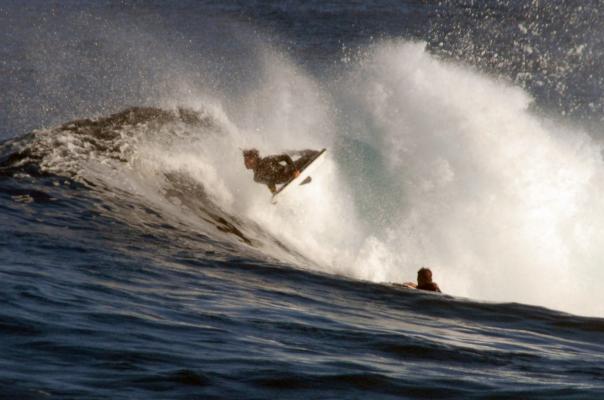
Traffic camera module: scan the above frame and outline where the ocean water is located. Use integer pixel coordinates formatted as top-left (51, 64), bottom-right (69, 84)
top-left (1, 1), bottom-right (604, 398)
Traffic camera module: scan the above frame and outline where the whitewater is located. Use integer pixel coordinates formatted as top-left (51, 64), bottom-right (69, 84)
top-left (7, 40), bottom-right (602, 316)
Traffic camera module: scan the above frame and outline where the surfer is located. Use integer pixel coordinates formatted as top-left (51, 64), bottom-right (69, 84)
top-left (403, 267), bottom-right (441, 293)
top-left (243, 149), bottom-right (320, 193)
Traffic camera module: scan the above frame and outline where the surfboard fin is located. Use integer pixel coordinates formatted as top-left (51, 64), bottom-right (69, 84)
top-left (300, 176), bottom-right (312, 185)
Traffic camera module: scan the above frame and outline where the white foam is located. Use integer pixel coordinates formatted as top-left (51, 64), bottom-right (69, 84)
top-left (332, 41), bottom-right (604, 317)
top-left (192, 40), bottom-right (604, 317)
top-left (50, 39), bottom-right (604, 317)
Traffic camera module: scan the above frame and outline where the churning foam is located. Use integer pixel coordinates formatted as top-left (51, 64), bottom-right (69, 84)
top-left (329, 41), bottom-right (604, 316)
top-left (202, 40), bottom-right (604, 317)
top-left (120, 40), bottom-right (604, 317)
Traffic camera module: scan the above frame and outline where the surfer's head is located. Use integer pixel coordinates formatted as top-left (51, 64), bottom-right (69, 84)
top-left (243, 149), bottom-right (259, 169)
top-left (417, 268), bottom-right (433, 286)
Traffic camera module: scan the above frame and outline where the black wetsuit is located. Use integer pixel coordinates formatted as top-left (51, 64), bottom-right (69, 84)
top-left (253, 155), bottom-right (296, 191)
top-left (253, 150), bottom-right (319, 193)
top-left (416, 282), bottom-right (441, 293)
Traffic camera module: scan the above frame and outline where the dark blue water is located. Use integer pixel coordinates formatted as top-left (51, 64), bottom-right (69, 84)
top-left (2, 1), bottom-right (604, 399)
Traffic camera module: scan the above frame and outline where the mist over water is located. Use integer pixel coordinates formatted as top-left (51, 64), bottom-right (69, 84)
top-left (429, 0), bottom-right (604, 126)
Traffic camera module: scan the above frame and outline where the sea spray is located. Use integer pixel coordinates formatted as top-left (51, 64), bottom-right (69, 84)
top-left (170, 40), bottom-right (604, 317)
top-left (332, 41), bottom-right (604, 316)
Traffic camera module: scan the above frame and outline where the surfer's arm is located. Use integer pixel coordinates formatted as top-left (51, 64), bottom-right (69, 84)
top-left (402, 282), bottom-right (417, 289)
top-left (268, 183), bottom-right (277, 194)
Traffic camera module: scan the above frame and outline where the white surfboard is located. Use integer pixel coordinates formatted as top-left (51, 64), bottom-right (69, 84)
top-left (271, 149), bottom-right (326, 204)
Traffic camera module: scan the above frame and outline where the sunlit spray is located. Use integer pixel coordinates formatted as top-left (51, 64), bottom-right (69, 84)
top-left (193, 41), bottom-right (604, 317)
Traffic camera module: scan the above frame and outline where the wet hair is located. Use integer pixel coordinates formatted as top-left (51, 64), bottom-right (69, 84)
top-left (417, 267), bottom-right (433, 284)
top-left (243, 149), bottom-right (259, 159)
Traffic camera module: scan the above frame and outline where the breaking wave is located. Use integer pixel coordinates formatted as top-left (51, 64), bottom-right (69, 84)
top-left (3, 40), bottom-right (604, 317)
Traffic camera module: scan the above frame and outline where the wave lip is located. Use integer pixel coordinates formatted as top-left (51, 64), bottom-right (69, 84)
top-left (0, 107), bottom-right (219, 178)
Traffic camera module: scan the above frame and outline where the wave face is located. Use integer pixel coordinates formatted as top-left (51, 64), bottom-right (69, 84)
top-left (2, 1), bottom-right (604, 398)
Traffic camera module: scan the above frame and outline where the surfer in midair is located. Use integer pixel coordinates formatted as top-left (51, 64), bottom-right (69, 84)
top-left (243, 149), bottom-right (319, 193)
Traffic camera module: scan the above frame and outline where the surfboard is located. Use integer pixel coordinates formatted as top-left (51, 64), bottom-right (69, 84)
top-left (271, 148), bottom-right (326, 204)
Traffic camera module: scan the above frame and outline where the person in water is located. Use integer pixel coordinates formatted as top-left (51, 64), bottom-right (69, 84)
top-left (243, 149), bottom-right (319, 193)
top-left (403, 267), bottom-right (441, 292)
